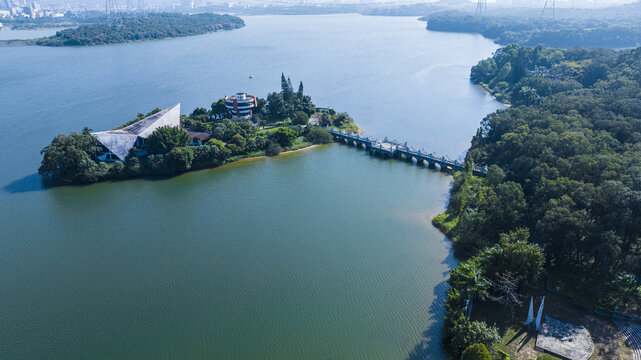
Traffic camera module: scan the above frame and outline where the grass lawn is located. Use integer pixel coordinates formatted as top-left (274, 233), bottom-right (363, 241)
top-left (431, 211), bottom-right (459, 240)
top-left (287, 138), bottom-right (312, 151)
top-left (225, 138), bottom-right (314, 162)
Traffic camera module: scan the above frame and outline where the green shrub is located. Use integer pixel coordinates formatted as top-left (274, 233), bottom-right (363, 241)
top-left (447, 317), bottom-right (500, 358)
top-left (332, 112), bottom-right (358, 132)
top-left (304, 127), bottom-right (333, 144)
top-left (147, 126), bottom-right (190, 154)
top-left (292, 111), bottom-right (309, 125)
top-left (167, 147), bottom-right (194, 172)
top-left (265, 142), bottom-right (281, 156)
top-left (537, 354), bottom-right (562, 360)
top-left (461, 343), bottom-right (492, 360)
top-left (269, 127), bottom-right (298, 148)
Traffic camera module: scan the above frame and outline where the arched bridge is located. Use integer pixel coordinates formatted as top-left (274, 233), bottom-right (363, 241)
top-left (330, 129), bottom-right (488, 176)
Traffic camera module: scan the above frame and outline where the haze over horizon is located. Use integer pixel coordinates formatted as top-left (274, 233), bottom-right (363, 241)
top-left (28, 0), bottom-right (641, 13)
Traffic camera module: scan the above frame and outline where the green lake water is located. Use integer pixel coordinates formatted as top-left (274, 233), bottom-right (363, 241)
top-left (0, 15), bottom-right (500, 359)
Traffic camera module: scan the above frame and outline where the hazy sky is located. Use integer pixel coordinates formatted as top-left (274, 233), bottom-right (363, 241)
top-left (41, 0), bottom-right (641, 12)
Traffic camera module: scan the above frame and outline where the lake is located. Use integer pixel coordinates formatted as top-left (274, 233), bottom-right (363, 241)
top-left (0, 27), bottom-right (63, 40)
top-left (0, 14), bottom-right (501, 359)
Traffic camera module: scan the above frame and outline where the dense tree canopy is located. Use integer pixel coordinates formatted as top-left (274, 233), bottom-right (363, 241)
top-left (31, 13), bottom-right (244, 46)
top-left (264, 73), bottom-right (316, 122)
top-left (426, 12), bottom-right (641, 48)
top-left (447, 44), bottom-right (641, 308)
top-left (147, 126), bottom-right (190, 154)
top-left (38, 129), bottom-right (104, 183)
top-left (437, 44), bottom-right (641, 359)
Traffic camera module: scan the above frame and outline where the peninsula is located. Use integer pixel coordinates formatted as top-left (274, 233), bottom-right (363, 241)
top-left (434, 44), bottom-right (641, 359)
top-left (38, 74), bottom-right (358, 185)
top-left (28, 13), bottom-right (244, 46)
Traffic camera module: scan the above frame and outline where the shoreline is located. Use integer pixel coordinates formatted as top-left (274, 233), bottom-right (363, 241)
top-left (226, 143), bottom-right (325, 165)
top-left (474, 83), bottom-right (512, 107)
top-left (0, 28), bottom-right (237, 47)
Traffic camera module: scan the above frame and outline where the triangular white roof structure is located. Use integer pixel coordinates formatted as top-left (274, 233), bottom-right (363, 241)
top-left (92, 103), bottom-right (181, 160)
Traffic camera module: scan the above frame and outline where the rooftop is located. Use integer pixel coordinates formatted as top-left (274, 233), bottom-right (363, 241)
top-left (91, 103), bottom-right (181, 160)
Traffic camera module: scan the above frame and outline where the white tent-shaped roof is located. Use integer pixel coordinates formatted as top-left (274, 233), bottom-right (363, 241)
top-left (92, 103), bottom-right (181, 160)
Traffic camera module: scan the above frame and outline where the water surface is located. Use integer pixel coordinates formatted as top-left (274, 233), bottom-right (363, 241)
top-left (0, 15), bottom-right (501, 359)
top-left (0, 27), bottom-right (62, 40)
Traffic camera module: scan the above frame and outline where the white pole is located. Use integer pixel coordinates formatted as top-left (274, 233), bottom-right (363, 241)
top-left (526, 297), bottom-right (534, 326)
top-left (535, 296), bottom-right (545, 331)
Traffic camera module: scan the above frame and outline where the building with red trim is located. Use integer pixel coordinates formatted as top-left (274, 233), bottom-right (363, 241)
top-left (224, 92), bottom-right (257, 118)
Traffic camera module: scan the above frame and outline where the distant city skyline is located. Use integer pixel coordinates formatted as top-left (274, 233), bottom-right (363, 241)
top-left (1, 0), bottom-right (638, 16)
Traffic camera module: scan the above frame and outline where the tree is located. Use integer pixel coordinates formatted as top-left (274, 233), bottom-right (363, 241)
top-left (267, 92), bottom-right (287, 121)
top-left (190, 107), bottom-right (209, 122)
top-left (206, 138), bottom-right (231, 160)
top-left (229, 133), bottom-right (247, 150)
top-left (319, 113), bottom-right (332, 127)
top-left (281, 73), bottom-right (293, 100)
top-left (38, 132), bottom-right (101, 183)
top-left (297, 81), bottom-right (304, 99)
top-left (461, 343), bottom-right (492, 360)
top-left (210, 98), bottom-right (230, 121)
top-left (147, 126), bottom-right (190, 154)
top-left (265, 141), bottom-right (281, 156)
top-left (479, 229), bottom-right (545, 290)
top-left (447, 318), bottom-right (499, 358)
top-left (486, 164), bottom-right (505, 186)
top-left (292, 111), bottom-right (309, 125)
top-left (167, 147), bottom-right (194, 172)
top-left (287, 77), bottom-right (294, 98)
top-left (582, 61), bottom-right (609, 87)
top-left (449, 259), bottom-right (490, 302)
top-left (489, 273), bottom-right (523, 315)
top-left (305, 127), bottom-right (333, 144)
top-left (269, 127), bottom-right (298, 148)
top-left (449, 258), bottom-right (490, 318)
top-left (191, 145), bottom-right (220, 167)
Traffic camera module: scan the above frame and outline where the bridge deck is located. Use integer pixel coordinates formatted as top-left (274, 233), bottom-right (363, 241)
top-left (330, 129), bottom-right (487, 176)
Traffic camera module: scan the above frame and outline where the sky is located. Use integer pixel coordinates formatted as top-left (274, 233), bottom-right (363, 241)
top-left (29, 0), bottom-right (641, 14)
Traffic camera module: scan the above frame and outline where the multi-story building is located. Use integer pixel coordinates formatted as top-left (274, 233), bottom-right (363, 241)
top-left (224, 92), bottom-right (257, 119)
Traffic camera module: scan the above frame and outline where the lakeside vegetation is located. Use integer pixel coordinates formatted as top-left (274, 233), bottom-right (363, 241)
top-left (38, 74), bottom-right (357, 184)
top-left (435, 44), bottom-right (641, 358)
top-left (28, 13), bottom-right (244, 46)
top-left (424, 12), bottom-right (641, 48)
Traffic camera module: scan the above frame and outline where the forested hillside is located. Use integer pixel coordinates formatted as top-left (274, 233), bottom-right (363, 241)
top-left (30, 13), bottom-right (244, 46)
top-left (425, 12), bottom-right (641, 48)
top-left (435, 44), bottom-right (641, 356)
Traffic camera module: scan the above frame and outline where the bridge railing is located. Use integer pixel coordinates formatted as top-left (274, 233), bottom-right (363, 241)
top-left (330, 128), bottom-right (487, 175)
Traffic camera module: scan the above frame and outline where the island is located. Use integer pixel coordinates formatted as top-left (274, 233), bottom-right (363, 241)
top-left (38, 74), bottom-right (359, 185)
top-left (433, 44), bottom-right (641, 359)
top-left (27, 13), bottom-right (244, 46)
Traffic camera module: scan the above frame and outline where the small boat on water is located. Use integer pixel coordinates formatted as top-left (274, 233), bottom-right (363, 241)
top-left (249, 74), bottom-right (253, 78)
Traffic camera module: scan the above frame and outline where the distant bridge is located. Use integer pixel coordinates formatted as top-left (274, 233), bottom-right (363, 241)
top-left (330, 129), bottom-right (488, 176)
